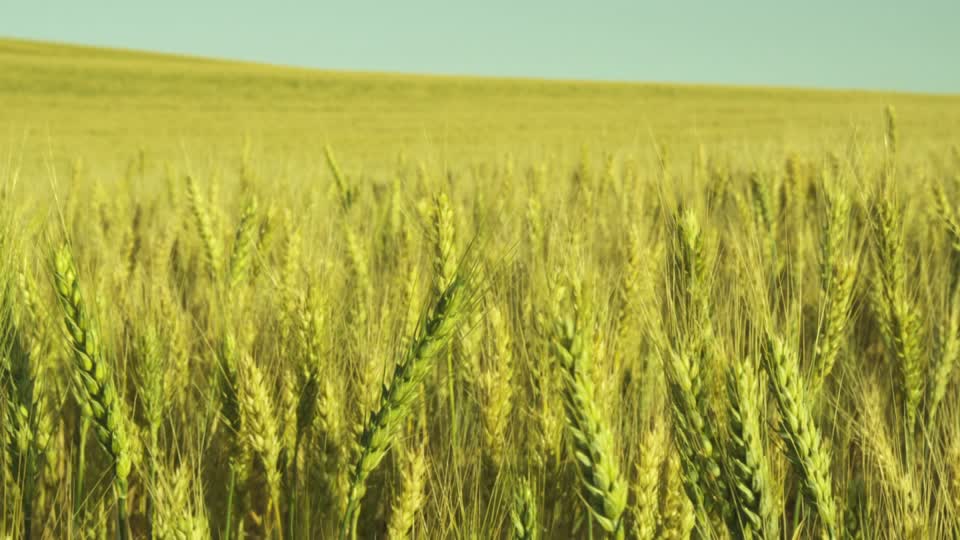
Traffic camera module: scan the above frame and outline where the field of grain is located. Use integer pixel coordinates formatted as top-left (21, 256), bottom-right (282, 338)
top-left (3, 38), bottom-right (960, 539)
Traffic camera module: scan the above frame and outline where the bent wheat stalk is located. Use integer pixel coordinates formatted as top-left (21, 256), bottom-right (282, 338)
top-left (339, 273), bottom-right (473, 540)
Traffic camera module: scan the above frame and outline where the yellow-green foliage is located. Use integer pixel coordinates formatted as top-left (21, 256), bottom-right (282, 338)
top-left (2, 38), bottom-right (960, 540)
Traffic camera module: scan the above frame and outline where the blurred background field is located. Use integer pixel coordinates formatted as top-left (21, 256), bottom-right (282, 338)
top-left (4, 37), bottom-right (960, 178)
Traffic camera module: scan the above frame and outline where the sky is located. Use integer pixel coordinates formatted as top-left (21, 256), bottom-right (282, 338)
top-left (3, 1), bottom-right (959, 94)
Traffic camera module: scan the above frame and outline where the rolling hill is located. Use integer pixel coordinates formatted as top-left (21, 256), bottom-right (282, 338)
top-left (2, 37), bottom-right (959, 178)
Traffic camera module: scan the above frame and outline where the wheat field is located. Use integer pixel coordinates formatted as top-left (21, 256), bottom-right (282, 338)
top-left (3, 38), bottom-right (960, 539)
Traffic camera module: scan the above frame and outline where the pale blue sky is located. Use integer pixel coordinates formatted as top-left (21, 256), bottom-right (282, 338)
top-left (3, 1), bottom-right (958, 93)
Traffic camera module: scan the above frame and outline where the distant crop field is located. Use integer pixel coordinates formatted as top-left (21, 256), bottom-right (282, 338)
top-left (2, 39), bottom-right (960, 539)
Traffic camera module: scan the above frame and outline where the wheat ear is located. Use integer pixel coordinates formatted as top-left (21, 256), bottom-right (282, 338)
top-left (812, 189), bottom-right (855, 395)
top-left (632, 417), bottom-right (667, 540)
top-left (52, 244), bottom-right (132, 540)
top-left (339, 273), bottom-right (473, 540)
top-left (510, 476), bottom-right (539, 540)
top-left (858, 382), bottom-right (924, 538)
top-left (885, 105), bottom-right (898, 162)
top-left (227, 197), bottom-right (259, 290)
top-left (724, 357), bottom-right (779, 539)
top-left (479, 301), bottom-right (514, 467)
top-left (1, 275), bottom-right (51, 539)
top-left (928, 183), bottom-right (960, 424)
top-left (217, 331), bottom-right (244, 540)
top-left (664, 210), bottom-right (727, 534)
top-left (153, 459), bottom-right (211, 540)
top-left (551, 289), bottom-right (628, 539)
top-left (185, 176), bottom-right (224, 280)
top-left (135, 321), bottom-right (167, 538)
top-left (929, 289), bottom-right (960, 425)
top-left (431, 192), bottom-right (459, 446)
top-left (236, 351), bottom-right (283, 536)
top-left (947, 436), bottom-right (960, 530)
top-left (658, 453), bottom-right (695, 539)
top-left (762, 334), bottom-right (837, 539)
top-left (386, 440), bottom-right (427, 540)
top-left (325, 145), bottom-right (353, 212)
top-left (870, 198), bottom-right (924, 434)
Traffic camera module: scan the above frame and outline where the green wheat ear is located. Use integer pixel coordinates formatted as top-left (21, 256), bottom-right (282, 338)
top-left (551, 285), bottom-right (628, 539)
top-left (1, 265), bottom-right (52, 539)
top-left (227, 196), bottom-right (259, 290)
top-left (186, 175), bottom-right (224, 280)
top-left (631, 418), bottom-right (666, 540)
top-left (325, 145), bottom-right (353, 212)
top-left (869, 197), bottom-right (924, 434)
top-left (762, 333), bottom-right (837, 539)
top-left (510, 476), bottom-right (539, 540)
top-left (724, 357), bottom-right (779, 540)
top-left (663, 209), bottom-right (727, 535)
top-left (885, 105), bottom-right (898, 160)
top-left (52, 243), bottom-right (132, 540)
top-left (339, 271), bottom-right (474, 540)
top-left (812, 188), bottom-right (855, 395)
